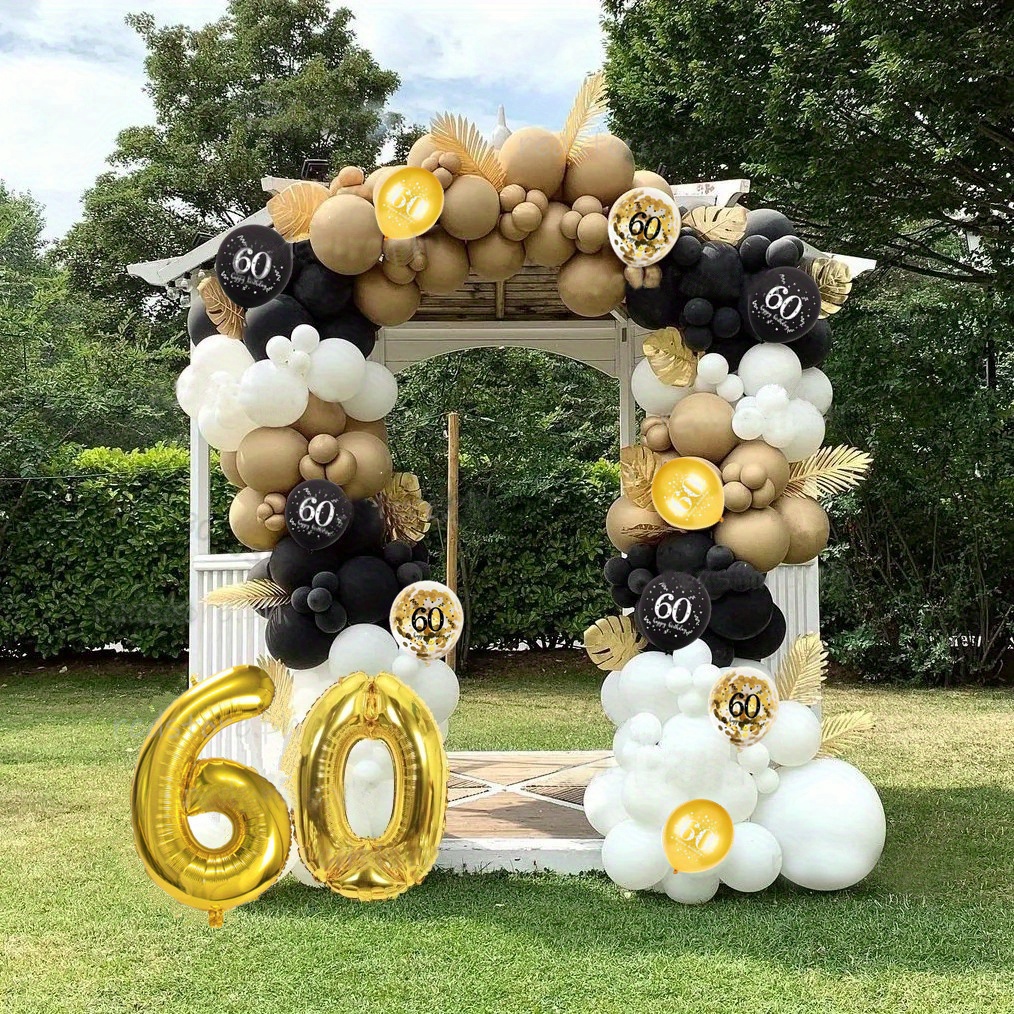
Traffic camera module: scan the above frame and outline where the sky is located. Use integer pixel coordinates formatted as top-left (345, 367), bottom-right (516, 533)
top-left (0, 0), bottom-right (606, 239)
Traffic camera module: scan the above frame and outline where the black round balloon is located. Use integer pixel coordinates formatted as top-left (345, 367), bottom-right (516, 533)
top-left (765, 235), bottom-right (803, 268)
top-left (740, 267), bottom-right (821, 343)
top-left (707, 585), bottom-right (774, 641)
top-left (738, 235), bottom-right (771, 272)
top-left (316, 602), bottom-right (348, 635)
top-left (243, 295), bottom-right (315, 361)
top-left (187, 289), bottom-right (219, 344)
top-left (604, 556), bottom-right (632, 586)
top-left (672, 233), bottom-right (703, 268)
top-left (396, 561), bottom-right (424, 586)
top-left (411, 541), bottom-right (430, 564)
top-left (311, 571), bottom-right (340, 594)
top-left (318, 305), bottom-right (378, 358)
top-left (265, 603), bottom-right (335, 669)
top-left (285, 480), bottom-right (353, 551)
top-left (682, 325), bottom-right (713, 352)
top-left (712, 306), bottom-right (741, 339)
top-left (635, 572), bottom-right (711, 651)
top-left (656, 531), bottom-right (713, 574)
top-left (744, 208), bottom-right (797, 242)
top-left (337, 556), bottom-right (400, 624)
top-left (291, 260), bottom-right (353, 320)
top-left (626, 543), bottom-right (656, 571)
top-left (682, 297), bottom-right (714, 327)
top-left (340, 499), bottom-right (387, 558)
top-left (708, 332), bottom-right (756, 371)
top-left (215, 224), bottom-right (294, 309)
top-left (736, 604), bottom-right (787, 661)
top-left (611, 584), bottom-right (639, 609)
top-left (702, 628), bottom-right (735, 667)
top-left (678, 242), bottom-right (743, 305)
top-left (627, 568), bottom-right (654, 594)
top-left (383, 540), bottom-right (414, 569)
top-left (790, 318), bottom-right (833, 368)
top-left (706, 545), bottom-right (735, 571)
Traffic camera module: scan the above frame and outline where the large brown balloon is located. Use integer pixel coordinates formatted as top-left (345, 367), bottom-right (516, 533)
top-left (772, 496), bottom-right (830, 564)
top-left (407, 135), bottom-right (439, 167)
top-left (334, 431), bottom-right (393, 500)
top-left (606, 495), bottom-right (668, 553)
top-left (417, 229), bottom-right (470, 294)
top-left (293, 394), bottom-right (347, 441)
top-left (668, 393), bottom-right (739, 463)
top-left (365, 164), bottom-right (406, 199)
top-left (632, 170), bottom-right (674, 198)
top-left (309, 195), bottom-right (384, 276)
top-left (562, 134), bottom-right (635, 205)
top-left (524, 201), bottom-right (576, 267)
top-left (353, 266), bottom-right (421, 325)
top-left (440, 175), bottom-right (501, 241)
top-left (557, 249), bottom-right (626, 317)
top-left (721, 440), bottom-right (790, 497)
top-left (344, 415), bottom-right (389, 446)
top-left (499, 127), bottom-right (568, 197)
top-left (229, 487), bottom-right (284, 552)
top-left (714, 508), bottom-right (791, 573)
top-left (219, 451), bottom-right (243, 488)
top-left (468, 231), bottom-right (525, 282)
top-left (236, 427), bottom-right (308, 493)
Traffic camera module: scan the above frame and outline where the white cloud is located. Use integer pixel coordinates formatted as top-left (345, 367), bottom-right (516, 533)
top-left (0, 0), bottom-right (604, 239)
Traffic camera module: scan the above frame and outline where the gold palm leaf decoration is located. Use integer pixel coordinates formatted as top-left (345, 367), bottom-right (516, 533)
top-left (818, 711), bottom-right (875, 758)
top-left (430, 113), bottom-right (505, 189)
top-left (197, 276), bottom-right (245, 340)
top-left (620, 444), bottom-right (659, 509)
top-left (205, 578), bottom-right (289, 611)
top-left (805, 257), bottom-right (853, 317)
top-left (622, 520), bottom-right (671, 545)
top-left (267, 180), bottom-right (330, 242)
top-left (642, 327), bottom-right (698, 386)
top-left (682, 205), bottom-right (748, 245)
top-left (775, 633), bottom-right (828, 705)
top-left (784, 445), bottom-right (873, 499)
top-left (279, 719), bottom-right (304, 797)
top-left (561, 70), bottom-right (608, 165)
top-left (258, 655), bottom-right (294, 735)
top-left (375, 472), bottom-right (432, 545)
top-left (584, 614), bottom-right (647, 671)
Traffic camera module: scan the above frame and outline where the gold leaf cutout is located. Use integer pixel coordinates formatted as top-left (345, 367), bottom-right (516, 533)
top-left (258, 654), bottom-right (294, 735)
top-left (784, 445), bottom-right (873, 499)
top-left (584, 614), bottom-right (647, 671)
top-left (818, 710), bottom-right (875, 758)
top-left (805, 257), bottom-right (853, 317)
top-left (775, 633), bottom-right (828, 705)
top-left (375, 472), bottom-right (432, 545)
top-left (620, 444), bottom-right (659, 508)
top-left (430, 113), bottom-right (505, 189)
top-left (267, 181), bottom-right (330, 242)
top-left (682, 205), bottom-right (748, 245)
top-left (561, 70), bottom-right (608, 165)
top-left (642, 327), bottom-right (698, 386)
top-left (197, 276), bottom-right (245, 340)
top-left (621, 521), bottom-right (671, 545)
top-left (205, 578), bottom-right (289, 611)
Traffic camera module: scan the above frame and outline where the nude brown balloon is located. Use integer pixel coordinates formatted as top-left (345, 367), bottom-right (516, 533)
top-left (714, 508), bottom-right (791, 573)
top-left (557, 249), bottom-right (626, 317)
top-left (354, 266), bottom-right (421, 326)
top-left (407, 135), bottom-right (439, 167)
top-left (562, 134), bottom-right (635, 205)
top-left (468, 231), bottom-right (525, 282)
top-left (606, 495), bottom-right (668, 553)
top-left (720, 441), bottom-right (791, 497)
top-left (229, 487), bottom-right (285, 552)
top-left (632, 170), bottom-right (674, 198)
top-left (334, 431), bottom-right (393, 500)
top-left (524, 202), bottom-right (576, 267)
top-left (668, 393), bottom-right (739, 463)
top-left (499, 126), bottom-right (568, 197)
top-left (309, 195), bottom-right (384, 275)
top-left (440, 175), bottom-right (501, 241)
top-left (723, 481), bottom-right (753, 513)
top-left (344, 415), bottom-right (389, 445)
top-left (219, 450), bottom-right (243, 488)
top-left (236, 427), bottom-right (308, 493)
top-left (416, 229), bottom-right (470, 295)
top-left (293, 393), bottom-right (346, 441)
top-left (773, 495), bottom-right (830, 564)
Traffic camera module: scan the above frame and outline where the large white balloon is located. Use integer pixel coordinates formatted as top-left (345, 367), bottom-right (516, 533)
top-left (737, 343), bottom-right (803, 397)
top-left (753, 757), bottom-right (885, 890)
top-left (660, 869), bottom-right (720, 905)
top-left (780, 399), bottom-right (826, 462)
top-left (308, 338), bottom-right (367, 402)
top-left (238, 359), bottom-right (308, 427)
top-left (328, 624), bottom-right (400, 679)
top-left (617, 651), bottom-right (680, 722)
top-left (622, 769), bottom-right (687, 827)
top-left (796, 368), bottom-right (834, 414)
top-left (191, 334), bottom-right (254, 377)
top-left (601, 670), bottom-right (633, 727)
top-left (344, 740), bottom-right (395, 836)
top-left (601, 819), bottom-right (671, 891)
top-left (630, 358), bottom-right (691, 415)
top-left (584, 767), bottom-right (628, 836)
top-left (763, 700), bottom-right (822, 767)
top-left (399, 657), bottom-right (459, 724)
top-left (716, 822), bottom-right (782, 892)
top-left (341, 361), bottom-right (398, 422)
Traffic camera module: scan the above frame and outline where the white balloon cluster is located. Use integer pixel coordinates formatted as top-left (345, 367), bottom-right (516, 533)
top-left (586, 641), bottom-right (886, 903)
top-left (176, 326), bottom-right (399, 450)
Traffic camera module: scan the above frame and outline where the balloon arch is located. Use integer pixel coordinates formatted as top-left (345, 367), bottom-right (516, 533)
top-left (129, 74), bottom-right (885, 924)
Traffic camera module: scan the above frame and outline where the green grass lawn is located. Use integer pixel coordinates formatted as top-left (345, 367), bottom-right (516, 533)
top-left (1, 652), bottom-right (1012, 1014)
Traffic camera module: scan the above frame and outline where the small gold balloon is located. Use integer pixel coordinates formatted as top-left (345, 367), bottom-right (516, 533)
top-left (651, 456), bottom-right (725, 530)
top-left (374, 167), bottom-right (445, 240)
top-left (390, 580), bottom-right (464, 660)
top-left (709, 666), bottom-right (780, 746)
top-left (663, 799), bottom-right (735, 874)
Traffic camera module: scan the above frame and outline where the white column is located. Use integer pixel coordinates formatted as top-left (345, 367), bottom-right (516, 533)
top-left (188, 412), bottom-right (211, 678)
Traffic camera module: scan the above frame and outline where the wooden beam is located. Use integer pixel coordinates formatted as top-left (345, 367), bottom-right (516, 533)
top-left (446, 411), bottom-right (461, 670)
top-left (494, 280), bottom-right (506, 320)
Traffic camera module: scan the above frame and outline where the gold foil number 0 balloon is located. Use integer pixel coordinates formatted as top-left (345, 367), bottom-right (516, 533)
top-left (294, 671), bottom-right (448, 901)
top-left (130, 665), bottom-right (292, 927)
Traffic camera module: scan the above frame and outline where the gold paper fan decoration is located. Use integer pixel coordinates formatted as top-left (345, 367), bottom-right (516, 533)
top-left (775, 633), bottom-right (828, 705)
top-left (584, 614), bottom-right (647, 671)
top-left (258, 655), bottom-right (294, 734)
top-left (682, 205), bottom-right (748, 245)
top-left (643, 327), bottom-right (698, 386)
top-left (805, 257), bottom-right (853, 317)
top-left (561, 70), bottom-right (608, 166)
top-left (267, 180), bottom-right (330, 242)
top-left (620, 444), bottom-right (659, 509)
top-left (783, 445), bottom-right (873, 499)
top-left (430, 113), bottom-right (505, 189)
top-left (376, 472), bottom-right (432, 544)
top-left (197, 276), bottom-right (245, 340)
top-left (818, 711), bottom-right (875, 758)
top-left (205, 578), bottom-right (289, 611)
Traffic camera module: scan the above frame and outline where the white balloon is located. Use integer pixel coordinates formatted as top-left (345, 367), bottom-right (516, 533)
top-left (341, 361), bottom-right (398, 421)
top-left (716, 822), bottom-right (782, 892)
top-left (622, 769), bottom-right (687, 826)
top-left (400, 657), bottom-right (459, 724)
top-left (630, 358), bottom-right (690, 415)
top-left (697, 353), bottom-right (730, 385)
top-left (198, 399), bottom-right (257, 451)
top-left (601, 670), bottom-right (632, 726)
top-left (601, 819), bottom-right (670, 891)
top-left (191, 334), bottom-right (254, 378)
top-left (753, 758), bottom-right (886, 890)
top-left (715, 374), bottom-right (744, 403)
top-left (761, 409), bottom-right (795, 449)
top-left (291, 860), bottom-right (327, 888)
top-left (175, 366), bottom-right (206, 417)
top-left (738, 343), bottom-right (802, 397)
top-left (756, 383), bottom-right (790, 414)
top-left (710, 764), bottom-right (759, 823)
top-left (676, 687), bottom-right (708, 717)
top-left (737, 742), bottom-right (771, 775)
top-left (754, 767), bottom-right (780, 794)
top-left (618, 651), bottom-right (680, 722)
top-left (763, 700), bottom-right (822, 767)
top-left (290, 323), bottom-right (321, 353)
top-left (780, 400), bottom-right (826, 462)
top-left (628, 712), bottom-right (663, 745)
top-left (344, 741), bottom-right (394, 836)
top-left (187, 812), bottom-right (233, 850)
top-left (328, 624), bottom-right (399, 679)
top-left (390, 650), bottom-right (424, 681)
top-left (238, 360), bottom-right (308, 427)
top-left (661, 869), bottom-right (720, 904)
top-left (308, 338), bottom-right (367, 402)
top-left (583, 767), bottom-right (628, 835)
top-left (732, 405), bottom-right (765, 440)
top-left (672, 639), bottom-right (712, 671)
top-left (797, 368), bottom-right (833, 414)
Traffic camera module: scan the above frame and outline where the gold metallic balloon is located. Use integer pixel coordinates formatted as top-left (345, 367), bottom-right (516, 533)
top-left (131, 665), bottom-right (292, 927)
top-left (293, 671), bottom-right (448, 901)
top-left (651, 456), bottom-right (725, 530)
top-left (374, 167), bottom-right (445, 240)
top-left (709, 665), bottom-right (780, 746)
top-left (663, 798), bottom-right (735, 874)
top-left (389, 580), bottom-right (464, 660)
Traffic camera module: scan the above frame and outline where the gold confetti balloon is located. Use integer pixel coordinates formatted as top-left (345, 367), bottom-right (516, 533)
top-left (390, 580), bottom-right (464, 660)
top-left (709, 665), bottom-right (780, 746)
top-left (663, 799), bottom-right (735, 874)
top-left (607, 186), bottom-right (680, 267)
top-left (374, 167), bottom-right (445, 240)
top-left (651, 456), bottom-right (725, 530)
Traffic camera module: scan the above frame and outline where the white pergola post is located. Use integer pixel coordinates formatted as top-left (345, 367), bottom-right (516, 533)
top-left (188, 413), bottom-right (211, 680)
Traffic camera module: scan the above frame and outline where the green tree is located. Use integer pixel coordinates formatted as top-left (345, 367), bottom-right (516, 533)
top-left (60, 0), bottom-right (403, 338)
top-left (603, 0), bottom-right (1014, 289)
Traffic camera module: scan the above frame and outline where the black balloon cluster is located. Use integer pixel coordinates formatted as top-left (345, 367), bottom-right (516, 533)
top-left (626, 207), bottom-right (832, 371)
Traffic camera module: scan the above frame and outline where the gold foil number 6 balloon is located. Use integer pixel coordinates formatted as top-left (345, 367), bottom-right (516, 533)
top-left (294, 671), bottom-right (448, 901)
top-left (131, 665), bottom-right (292, 927)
